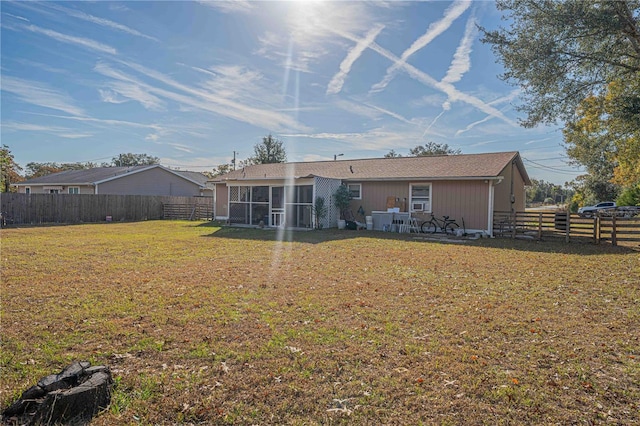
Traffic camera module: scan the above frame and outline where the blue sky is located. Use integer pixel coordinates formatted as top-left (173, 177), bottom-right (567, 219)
top-left (1, 0), bottom-right (584, 184)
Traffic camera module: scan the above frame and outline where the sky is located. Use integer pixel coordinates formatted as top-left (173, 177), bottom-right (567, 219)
top-left (1, 0), bottom-right (585, 184)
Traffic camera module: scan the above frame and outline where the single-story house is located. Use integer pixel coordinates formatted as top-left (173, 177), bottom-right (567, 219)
top-left (14, 165), bottom-right (213, 197)
top-left (210, 151), bottom-right (530, 236)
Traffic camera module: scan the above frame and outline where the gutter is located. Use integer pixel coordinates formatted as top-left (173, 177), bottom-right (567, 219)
top-left (213, 176), bottom-right (505, 183)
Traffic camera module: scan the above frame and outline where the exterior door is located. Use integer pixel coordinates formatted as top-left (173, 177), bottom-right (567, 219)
top-left (271, 186), bottom-right (285, 226)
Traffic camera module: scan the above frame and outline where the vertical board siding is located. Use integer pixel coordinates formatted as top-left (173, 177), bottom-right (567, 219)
top-left (98, 167), bottom-right (202, 196)
top-left (1, 193), bottom-right (212, 225)
top-left (431, 181), bottom-right (489, 230)
top-left (355, 181), bottom-right (409, 216)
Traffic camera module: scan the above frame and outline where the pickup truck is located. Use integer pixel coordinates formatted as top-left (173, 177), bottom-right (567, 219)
top-left (577, 202), bottom-right (616, 217)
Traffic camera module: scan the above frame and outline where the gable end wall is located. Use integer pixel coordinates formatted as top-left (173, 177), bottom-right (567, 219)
top-left (98, 168), bottom-right (201, 196)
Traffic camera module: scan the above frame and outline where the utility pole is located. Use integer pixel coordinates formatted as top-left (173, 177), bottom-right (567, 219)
top-left (232, 151), bottom-right (237, 170)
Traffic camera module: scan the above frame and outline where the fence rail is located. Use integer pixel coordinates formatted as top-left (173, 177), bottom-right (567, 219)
top-left (0, 193), bottom-right (212, 226)
top-left (493, 210), bottom-right (640, 246)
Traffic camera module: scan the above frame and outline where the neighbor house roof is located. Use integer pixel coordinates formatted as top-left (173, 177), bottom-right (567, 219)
top-left (211, 151), bottom-right (531, 185)
top-left (15, 165), bottom-right (207, 187)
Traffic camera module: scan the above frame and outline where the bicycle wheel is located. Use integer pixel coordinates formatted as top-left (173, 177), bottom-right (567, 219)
top-left (445, 222), bottom-right (460, 234)
top-left (421, 221), bottom-right (437, 233)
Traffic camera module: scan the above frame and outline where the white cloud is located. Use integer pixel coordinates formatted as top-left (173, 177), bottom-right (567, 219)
top-left (97, 60), bottom-right (309, 132)
top-left (1, 76), bottom-right (85, 116)
top-left (98, 89), bottom-right (127, 104)
top-left (256, 31), bottom-right (329, 73)
top-left (48, 4), bottom-right (158, 41)
top-left (3, 12), bottom-right (29, 22)
top-left (256, 2), bottom-right (375, 73)
top-left (23, 24), bottom-right (117, 55)
top-left (371, 0), bottom-right (471, 93)
top-left (454, 92), bottom-right (519, 136)
top-left (168, 143), bottom-right (194, 154)
top-left (442, 14), bottom-right (477, 84)
top-left (58, 133), bottom-right (93, 139)
top-left (2, 121), bottom-right (92, 139)
top-left (329, 27), bottom-right (517, 127)
top-left (327, 24), bottom-right (385, 95)
top-left (197, 0), bottom-right (255, 14)
top-left (108, 81), bottom-right (166, 111)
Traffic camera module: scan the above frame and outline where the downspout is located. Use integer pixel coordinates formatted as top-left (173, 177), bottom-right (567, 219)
top-left (510, 159), bottom-right (516, 214)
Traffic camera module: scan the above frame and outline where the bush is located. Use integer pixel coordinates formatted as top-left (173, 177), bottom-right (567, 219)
top-left (616, 183), bottom-right (640, 206)
top-left (333, 185), bottom-right (352, 219)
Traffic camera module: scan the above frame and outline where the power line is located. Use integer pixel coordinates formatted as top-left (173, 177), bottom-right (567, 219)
top-left (522, 157), bottom-right (585, 175)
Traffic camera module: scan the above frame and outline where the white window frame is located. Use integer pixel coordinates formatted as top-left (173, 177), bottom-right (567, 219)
top-left (347, 183), bottom-right (362, 200)
top-left (68, 187), bottom-right (80, 194)
top-left (409, 183), bottom-right (432, 213)
top-left (25, 187), bottom-right (31, 194)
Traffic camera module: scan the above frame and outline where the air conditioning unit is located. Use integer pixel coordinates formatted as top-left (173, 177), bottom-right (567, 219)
top-left (411, 202), bottom-right (425, 212)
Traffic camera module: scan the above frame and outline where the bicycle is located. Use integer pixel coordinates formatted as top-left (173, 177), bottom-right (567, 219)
top-left (420, 213), bottom-right (460, 234)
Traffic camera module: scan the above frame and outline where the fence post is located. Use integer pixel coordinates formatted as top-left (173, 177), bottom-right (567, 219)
top-left (511, 212), bottom-right (516, 239)
top-left (565, 210), bottom-right (570, 243)
top-left (611, 214), bottom-right (617, 246)
top-left (593, 216), bottom-right (598, 244)
top-left (538, 212), bottom-right (542, 240)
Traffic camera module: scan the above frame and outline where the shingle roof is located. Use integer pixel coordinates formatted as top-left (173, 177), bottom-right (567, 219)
top-left (211, 151), bottom-right (530, 184)
top-left (16, 165), bottom-right (208, 187)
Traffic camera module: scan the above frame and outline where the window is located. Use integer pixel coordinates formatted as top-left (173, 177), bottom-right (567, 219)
top-left (68, 187), bottom-right (79, 194)
top-left (410, 183), bottom-right (431, 213)
top-left (44, 186), bottom-right (62, 193)
top-left (25, 187), bottom-right (30, 194)
top-left (347, 183), bottom-right (361, 199)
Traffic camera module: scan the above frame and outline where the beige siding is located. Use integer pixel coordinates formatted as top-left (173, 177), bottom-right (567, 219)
top-left (348, 180), bottom-right (489, 230)
top-left (97, 168), bottom-right (202, 196)
top-left (18, 185), bottom-right (95, 194)
top-left (350, 181), bottom-right (409, 216)
top-left (495, 162), bottom-right (526, 212)
top-left (430, 181), bottom-right (489, 230)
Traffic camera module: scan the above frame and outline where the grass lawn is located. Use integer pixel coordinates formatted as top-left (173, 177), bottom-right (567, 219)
top-left (1, 221), bottom-right (639, 425)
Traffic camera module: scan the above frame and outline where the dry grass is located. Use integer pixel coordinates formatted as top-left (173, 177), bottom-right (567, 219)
top-left (1, 221), bottom-right (639, 425)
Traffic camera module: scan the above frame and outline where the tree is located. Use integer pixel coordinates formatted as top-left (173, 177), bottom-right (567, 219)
top-left (111, 153), bottom-right (160, 167)
top-left (24, 162), bottom-right (96, 179)
top-left (408, 142), bottom-right (461, 156)
top-left (384, 149), bottom-right (402, 158)
top-left (333, 184), bottom-right (352, 220)
top-left (482, 1), bottom-right (640, 207)
top-left (209, 163), bottom-right (235, 177)
top-left (481, 0), bottom-right (640, 128)
top-left (616, 183), bottom-right (640, 206)
top-left (248, 135), bottom-right (286, 165)
top-left (563, 80), bottom-right (640, 188)
top-left (0, 145), bottom-right (23, 192)
top-left (526, 178), bottom-right (573, 205)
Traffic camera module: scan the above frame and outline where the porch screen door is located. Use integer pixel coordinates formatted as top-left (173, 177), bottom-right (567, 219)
top-left (271, 187), bottom-right (285, 226)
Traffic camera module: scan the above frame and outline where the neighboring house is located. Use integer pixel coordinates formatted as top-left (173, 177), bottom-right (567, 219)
top-left (209, 151), bottom-right (530, 236)
top-left (14, 165), bottom-right (212, 197)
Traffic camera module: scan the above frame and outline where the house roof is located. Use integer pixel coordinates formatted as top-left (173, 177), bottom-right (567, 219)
top-left (16, 165), bottom-right (207, 187)
top-left (211, 151), bottom-right (531, 185)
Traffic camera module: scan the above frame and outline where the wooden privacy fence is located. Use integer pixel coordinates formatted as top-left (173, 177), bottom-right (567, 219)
top-left (0, 193), bottom-right (213, 226)
top-left (493, 210), bottom-right (640, 246)
top-left (162, 203), bottom-right (213, 220)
